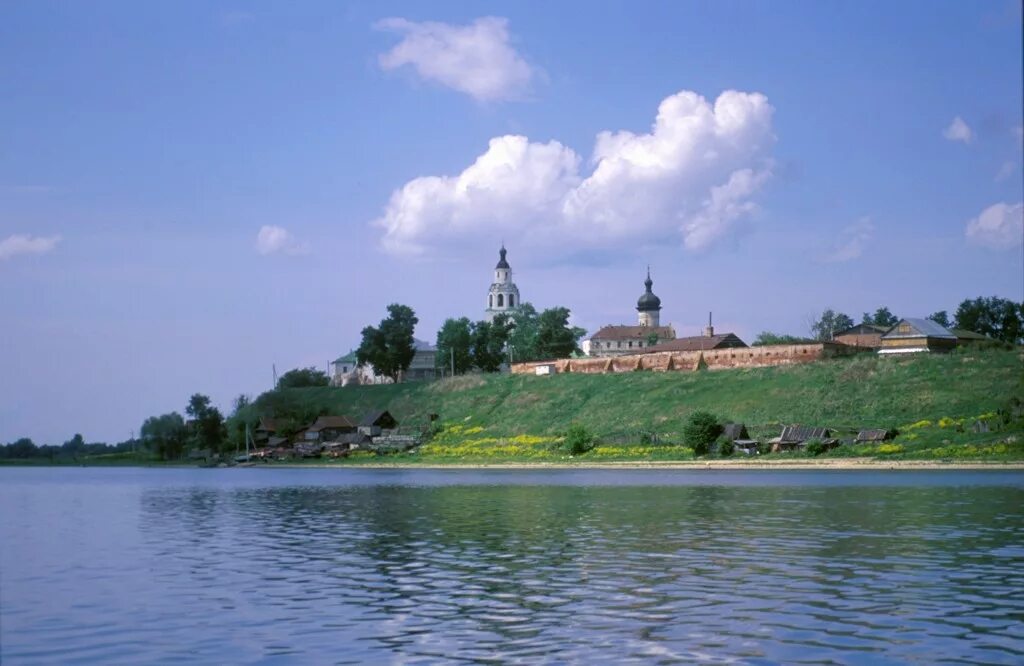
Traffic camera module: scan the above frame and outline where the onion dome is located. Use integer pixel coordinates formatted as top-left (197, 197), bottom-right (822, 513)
top-left (636, 269), bottom-right (661, 311)
top-left (495, 245), bottom-right (510, 269)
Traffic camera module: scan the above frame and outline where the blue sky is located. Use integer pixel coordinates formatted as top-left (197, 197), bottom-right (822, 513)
top-left (2, 1), bottom-right (1022, 444)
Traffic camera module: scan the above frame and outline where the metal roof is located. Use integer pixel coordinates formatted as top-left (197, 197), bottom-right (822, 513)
top-left (643, 333), bottom-right (748, 353)
top-left (591, 325), bottom-right (675, 341)
top-left (882, 318), bottom-right (956, 340)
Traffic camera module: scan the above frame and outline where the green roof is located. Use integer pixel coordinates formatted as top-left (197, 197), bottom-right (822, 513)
top-left (333, 351), bottom-right (358, 364)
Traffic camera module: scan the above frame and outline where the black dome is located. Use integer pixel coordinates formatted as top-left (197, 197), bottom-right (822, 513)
top-left (495, 246), bottom-right (510, 269)
top-left (636, 271), bottom-right (661, 311)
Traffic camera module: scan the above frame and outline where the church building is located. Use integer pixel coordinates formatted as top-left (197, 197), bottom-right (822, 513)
top-left (587, 270), bottom-right (676, 357)
top-left (485, 245), bottom-right (521, 321)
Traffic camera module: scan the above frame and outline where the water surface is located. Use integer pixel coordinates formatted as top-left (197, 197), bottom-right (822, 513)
top-left (2, 467), bottom-right (1022, 664)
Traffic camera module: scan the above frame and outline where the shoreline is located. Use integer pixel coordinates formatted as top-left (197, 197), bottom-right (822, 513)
top-left (269, 459), bottom-right (1024, 470)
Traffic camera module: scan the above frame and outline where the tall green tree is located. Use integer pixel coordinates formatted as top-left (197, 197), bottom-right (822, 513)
top-left (927, 310), bottom-right (952, 328)
top-left (506, 303), bottom-right (540, 362)
top-left (277, 367), bottom-right (329, 388)
top-left (862, 307), bottom-right (899, 328)
top-left (954, 296), bottom-right (1024, 344)
top-left (810, 309), bottom-right (855, 341)
top-left (356, 303), bottom-right (419, 382)
top-left (471, 314), bottom-right (513, 372)
top-left (535, 307), bottom-right (586, 359)
top-left (186, 393), bottom-right (225, 452)
top-left (435, 317), bottom-right (474, 375)
top-left (141, 412), bottom-right (187, 460)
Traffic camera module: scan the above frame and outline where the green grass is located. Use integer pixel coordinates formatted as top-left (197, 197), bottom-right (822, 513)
top-left (242, 348), bottom-right (1024, 463)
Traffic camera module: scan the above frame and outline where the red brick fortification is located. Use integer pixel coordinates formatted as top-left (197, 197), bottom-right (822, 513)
top-left (511, 343), bottom-right (868, 375)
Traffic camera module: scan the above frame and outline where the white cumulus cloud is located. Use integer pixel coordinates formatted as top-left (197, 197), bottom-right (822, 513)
top-left (0, 233), bottom-right (61, 260)
top-left (821, 218), bottom-right (874, 263)
top-left (376, 16), bottom-right (535, 102)
top-left (374, 89), bottom-right (775, 255)
top-left (965, 202), bottom-right (1024, 250)
top-left (255, 225), bottom-right (309, 255)
top-left (942, 116), bottom-right (973, 144)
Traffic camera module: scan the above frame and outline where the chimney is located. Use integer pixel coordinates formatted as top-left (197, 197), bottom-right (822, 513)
top-left (704, 312), bottom-right (714, 338)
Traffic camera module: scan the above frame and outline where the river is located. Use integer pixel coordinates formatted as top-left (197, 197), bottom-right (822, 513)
top-left (1, 467), bottom-right (1022, 664)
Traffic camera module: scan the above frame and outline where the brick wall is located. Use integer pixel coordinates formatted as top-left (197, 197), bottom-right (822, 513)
top-left (510, 343), bottom-right (868, 376)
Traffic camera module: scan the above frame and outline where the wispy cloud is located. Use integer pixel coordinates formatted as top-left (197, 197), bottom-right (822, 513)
top-left (996, 161), bottom-right (1016, 182)
top-left (255, 225), bottom-right (310, 256)
top-left (942, 116), bottom-right (973, 144)
top-left (821, 217), bottom-right (874, 263)
top-left (965, 202), bottom-right (1024, 250)
top-left (0, 234), bottom-right (62, 261)
top-left (375, 17), bottom-right (535, 102)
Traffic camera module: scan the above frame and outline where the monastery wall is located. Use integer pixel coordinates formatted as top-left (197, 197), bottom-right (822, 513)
top-left (511, 343), bottom-right (867, 376)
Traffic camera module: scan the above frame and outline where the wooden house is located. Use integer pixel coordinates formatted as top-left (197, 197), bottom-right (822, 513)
top-left (833, 324), bottom-right (888, 349)
top-left (878, 318), bottom-right (957, 354)
top-left (306, 416), bottom-right (358, 442)
top-left (359, 410), bottom-right (398, 437)
top-left (769, 425), bottom-right (834, 452)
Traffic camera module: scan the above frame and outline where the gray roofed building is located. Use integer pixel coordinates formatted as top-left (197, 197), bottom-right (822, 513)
top-left (879, 318), bottom-right (957, 354)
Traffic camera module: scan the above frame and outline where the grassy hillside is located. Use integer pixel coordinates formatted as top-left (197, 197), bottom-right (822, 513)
top-left (245, 348), bottom-right (1024, 462)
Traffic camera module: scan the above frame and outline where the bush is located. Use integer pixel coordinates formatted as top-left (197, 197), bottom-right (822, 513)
top-left (805, 439), bottom-right (827, 456)
top-left (683, 411), bottom-right (723, 455)
top-left (716, 436), bottom-right (735, 457)
top-left (564, 424), bottom-right (596, 455)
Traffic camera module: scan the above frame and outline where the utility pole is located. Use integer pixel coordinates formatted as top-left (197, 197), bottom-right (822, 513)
top-left (272, 363), bottom-right (277, 390)
top-left (450, 347), bottom-right (455, 376)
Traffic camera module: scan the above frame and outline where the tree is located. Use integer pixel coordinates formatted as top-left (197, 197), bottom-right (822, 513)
top-left (62, 433), bottom-right (86, 456)
top-left (141, 412), bottom-right (187, 460)
top-left (928, 311), bottom-right (951, 328)
top-left (5, 437), bottom-right (38, 458)
top-left (810, 309), bottom-right (855, 341)
top-left (186, 393), bottom-right (225, 452)
top-left (535, 307), bottom-right (586, 359)
top-left (471, 315), bottom-right (512, 372)
top-left (862, 307), bottom-right (899, 328)
top-left (683, 412), bottom-right (722, 456)
top-left (954, 296), bottom-right (1024, 344)
top-left (357, 303), bottom-right (419, 382)
top-left (507, 302), bottom-right (540, 362)
top-left (752, 331), bottom-right (812, 346)
top-left (277, 367), bottom-right (329, 389)
top-left (435, 317), bottom-right (474, 375)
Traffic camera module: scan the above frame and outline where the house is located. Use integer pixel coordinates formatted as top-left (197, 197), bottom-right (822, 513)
top-left (769, 425), bottom-right (834, 452)
top-left (589, 325), bottom-right (677, 356)
top-left (405, 339), bottom-right (437, 382)
top-left (305, 416), bottom-right (358, 442)
top-left (359, 410), bottom-right (398, 437)
top-left (855, 429), bottom-right (894, 443)
top-left (254, 417), bottom-right (279, 444)
top-left (878, 318), bottom-right (957, 354)
top-left (833, 324), bottom-right (888, 349)
top-left (722, 423), bottom-right (759, 455)
top-left (643, 332), bottom-right (747, 354)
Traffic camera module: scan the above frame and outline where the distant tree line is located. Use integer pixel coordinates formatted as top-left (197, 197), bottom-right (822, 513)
top-left (753, 296), bottom-right (1023, 346)
top-left (0, 433), bottom-right (136, 461)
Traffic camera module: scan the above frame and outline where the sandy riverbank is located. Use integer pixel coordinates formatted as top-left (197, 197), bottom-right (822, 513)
top-left (272, 459), bottom-right (1024, 470)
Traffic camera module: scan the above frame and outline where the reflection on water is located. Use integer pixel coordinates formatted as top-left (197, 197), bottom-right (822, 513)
top-left (2, 469), bottom-right (1023, 664)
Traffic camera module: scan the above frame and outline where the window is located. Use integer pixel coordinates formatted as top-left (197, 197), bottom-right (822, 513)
top-left (489, 295), bottom-right (493, 308)
top-left (508, 294), bottom-right (514, 307)
top-left (497, 294), bottom-right (504, 307)
top-left (628, 341), bottom-right (633, 348)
